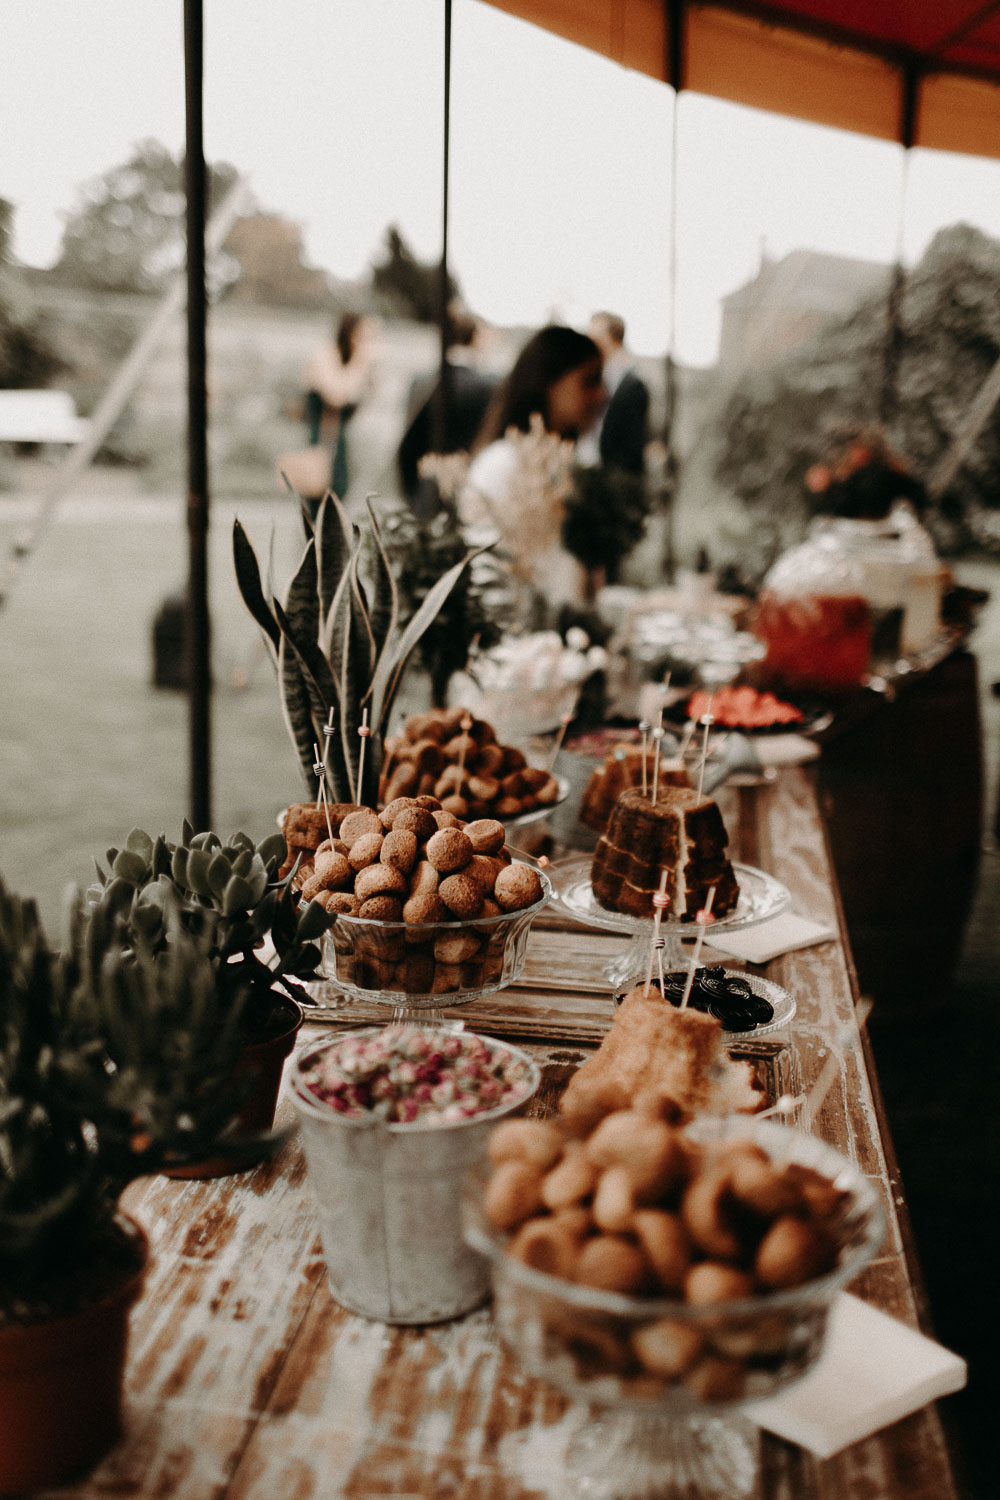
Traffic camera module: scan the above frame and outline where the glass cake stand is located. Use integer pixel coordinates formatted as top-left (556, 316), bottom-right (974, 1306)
top-left (550, 856), bottom-right (790, 987)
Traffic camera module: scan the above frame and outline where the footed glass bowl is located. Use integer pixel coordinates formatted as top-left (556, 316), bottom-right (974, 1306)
top-left (464, 1116), bottom-right (883, 1498)
top-left (320, 863), bottom-right (553, 1008)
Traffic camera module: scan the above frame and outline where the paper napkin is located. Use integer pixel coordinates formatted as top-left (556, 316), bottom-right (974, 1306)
top-left (706, 911), bottom-right (836, 964)
top-left (745, 1293), bottom-right (967, 1458)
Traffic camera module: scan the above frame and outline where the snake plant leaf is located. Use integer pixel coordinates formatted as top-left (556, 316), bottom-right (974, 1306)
top-left (112, 849), bottom-right (148, 885)
top-left (283, 535), bottom-right (321, 662)
top-left (315, 492), bottom-right (355, 626)
top-left (272, 596), bottom-right (339, 709)
top-left (369, 544), bottom-right (491, 737)
top-left (125, 828), bottom-right (154, 862)
top-left (232, 518), bottom-right (281, 656)
top-left (274, 600), bottom-right (350, 798)
top-left (278, 634), bottom-right (322, 790)
top-left (365, 495), bottom-right (399, 660)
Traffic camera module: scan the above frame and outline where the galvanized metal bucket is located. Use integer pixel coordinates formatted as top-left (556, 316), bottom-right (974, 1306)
top-left (290, 1029), bottom-right (541, 1324)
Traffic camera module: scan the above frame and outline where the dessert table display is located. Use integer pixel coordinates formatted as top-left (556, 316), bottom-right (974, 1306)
top-left (51, 766), bottom-right (964, 1500)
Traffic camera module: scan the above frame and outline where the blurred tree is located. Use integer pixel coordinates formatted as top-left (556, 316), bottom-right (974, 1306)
top-left (0, 199), bottom-right (67, 388)
top-left (370, 224), bottom-right (458, 323)
top-left (50, 139), bottom-right (240, 295)
top-left (222, 213), bottom-right (332, 309)
top-left (713, 223), bottom-right (1000, 557)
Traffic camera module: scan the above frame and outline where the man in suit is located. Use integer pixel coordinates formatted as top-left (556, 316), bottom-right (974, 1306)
top-left (586, 311), bottom-right (650, 477)
top-left (397, 304), bottom-right (498, 517)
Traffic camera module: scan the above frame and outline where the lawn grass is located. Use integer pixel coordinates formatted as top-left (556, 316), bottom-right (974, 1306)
top-left (0, 488), bottom-right (347, 933)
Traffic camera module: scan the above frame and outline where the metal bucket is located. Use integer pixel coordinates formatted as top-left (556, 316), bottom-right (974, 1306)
top-left (290, 1029), bottom-right (541, 1324)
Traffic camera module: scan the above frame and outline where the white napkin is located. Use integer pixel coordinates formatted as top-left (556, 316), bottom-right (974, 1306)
top-left (705, 911), bottom-right (836, 964)
top-left (752, 734), bottom-right (820, 768)
top-left (745, 1292), bottom-right (967, 1458)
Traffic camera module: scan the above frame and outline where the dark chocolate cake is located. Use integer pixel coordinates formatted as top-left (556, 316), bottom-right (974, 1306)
top-left (590, 785), bottom-right (740, 920)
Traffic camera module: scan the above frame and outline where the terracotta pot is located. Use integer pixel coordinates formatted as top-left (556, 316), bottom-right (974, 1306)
top-left (0, 1217), bottom-right (148, 1494)
top-left (164, 994), bottom-right (303, 1180)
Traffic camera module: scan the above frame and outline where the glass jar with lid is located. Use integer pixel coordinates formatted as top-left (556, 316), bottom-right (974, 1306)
top-left (753, 525), bottom-right (871, 691)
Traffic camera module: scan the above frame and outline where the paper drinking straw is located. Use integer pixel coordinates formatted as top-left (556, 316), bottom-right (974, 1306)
top-left (651, 709), bottom-right (665, 802)
top-left (356, 706), bottom-right (371, 806)
top-left (313, 739), bottom-right (335, 846)
top-left (696, 702), bottom-right (716, 800)
top-left (679, 885), bottom-right (717, 1009)
top-left (548, 702), bottom-right (576, 773)
top-left (645, 870), bottom-right (670, 996)
top-left (638, 720), bottom-right (650, 796)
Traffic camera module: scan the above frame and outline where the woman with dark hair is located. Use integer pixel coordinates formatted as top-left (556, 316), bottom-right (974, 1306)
top-left (301, 311), bottom-right (377, 512)
top-left (461, 325), bottom-right (605, 611)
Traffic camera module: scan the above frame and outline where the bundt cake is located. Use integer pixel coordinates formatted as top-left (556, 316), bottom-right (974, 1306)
top-left (590, 784), bottom-right (740, 921)
top-left (579, 745), bottom-right (689, 831)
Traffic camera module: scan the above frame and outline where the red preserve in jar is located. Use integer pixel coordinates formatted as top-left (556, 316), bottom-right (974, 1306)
top-left (753, 529), bottom-right (872, 691)
top-left (753, 590), bottom-right (871, 691)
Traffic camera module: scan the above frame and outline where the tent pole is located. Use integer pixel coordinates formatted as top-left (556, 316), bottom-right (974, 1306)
top-left (433, 0), bottom-right (453, 456)
top-left (184, 0), bottom-right (212, 831)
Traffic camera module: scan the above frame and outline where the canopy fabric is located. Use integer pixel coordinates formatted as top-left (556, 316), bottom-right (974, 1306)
top-left (479, 1), bottom-right (1000, 158)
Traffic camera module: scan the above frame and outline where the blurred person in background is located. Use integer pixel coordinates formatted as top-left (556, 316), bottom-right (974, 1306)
top-left (461, 324), bottom-right (606, 612)
top-left (578, 310), bottom-right (650, 477)
top-left (302, 310), bottom-right (377, 510)
top-left (397, 302), bottom-right (498, 519)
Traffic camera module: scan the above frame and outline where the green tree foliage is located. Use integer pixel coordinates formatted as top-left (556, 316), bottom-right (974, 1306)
top-left (0, 199), bottom-right (66, 388)
top-left (713, 224), bottom-right (1000, 556)
top-left (370, 224), bottom-right (458, 323)
top-left (50, 139), bottom-right (239, 295)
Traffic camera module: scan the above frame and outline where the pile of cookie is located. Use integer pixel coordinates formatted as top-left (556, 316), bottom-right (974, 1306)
top-left (481, 1112), bottom-right (854, 1402)
top-left (379, 708), bottom-right (561, 821)
top-left (296, 795), bottom-right (546, 997)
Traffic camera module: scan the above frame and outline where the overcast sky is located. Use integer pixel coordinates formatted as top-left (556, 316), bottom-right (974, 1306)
top-left (5, 0), bottom-right (1000, 364)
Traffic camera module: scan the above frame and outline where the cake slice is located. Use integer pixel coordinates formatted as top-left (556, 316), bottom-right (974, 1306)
top-left (559, 982), bottom-right (762, 1130)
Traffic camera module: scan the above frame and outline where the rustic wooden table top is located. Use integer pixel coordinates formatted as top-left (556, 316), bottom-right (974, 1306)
top-left (54, 767), bottom-right (961, 1499)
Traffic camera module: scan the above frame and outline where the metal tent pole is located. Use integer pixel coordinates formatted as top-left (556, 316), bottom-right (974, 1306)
top-left (433, 0), bottom-right (453, 455)
top-left (184, 0), bottom-right (212, 831)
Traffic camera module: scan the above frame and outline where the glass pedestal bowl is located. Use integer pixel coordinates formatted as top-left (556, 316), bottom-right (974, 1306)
top-left (464, 1116), bottom-right (883, 1499)
top-left (319, 862), bottom-right (552, 1014)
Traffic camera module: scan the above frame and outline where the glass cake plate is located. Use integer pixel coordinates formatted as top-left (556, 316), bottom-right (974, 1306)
top-left (550, 855), bottom-right (790, 983)
top-left (612, 968), bottom-right (797, 1040)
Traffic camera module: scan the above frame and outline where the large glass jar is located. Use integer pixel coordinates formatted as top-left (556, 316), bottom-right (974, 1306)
top-left (753, 526), bottom-right (871, 691)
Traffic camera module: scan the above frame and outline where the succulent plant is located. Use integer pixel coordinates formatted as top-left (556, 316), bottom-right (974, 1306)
top-left (88, 822), bottom-right (334, 1039)
top-left (0, 876), bottom-right (265, 1318)
top-left (233, 490), bottom-right (487, 804)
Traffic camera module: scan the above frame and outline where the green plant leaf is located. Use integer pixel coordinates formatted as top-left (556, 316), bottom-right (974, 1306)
top-left (370, 544), bottom-right (491, 737)
top-left (151, 835), bottom-right (172, 878)
top-left (278, 636), bottom-right (321, 790)
top-left (231, 848), bottom-right (254, 879)
top-left (233, 517), bottom-right (281, 656)
top-left (295, 900), bottom-right (335, 942)
top-left (365, 495), bottom-right (399, 660)
top-left (125, 828), bottom-right (154, 861)
top-left (112, 849), bottom-right (148, 885)
top-left (256, 833), bottom-right (286, 869)
top-left (207, 851), bottom-right (232, 899)
top-left (186, 848), bottom-right (212, 898)
top-left (315, 492), bottom-right (354, 625)
top-left (222, 875), bottom-right (255, 916)
top-left (170, 846), bottom-right (189, 888)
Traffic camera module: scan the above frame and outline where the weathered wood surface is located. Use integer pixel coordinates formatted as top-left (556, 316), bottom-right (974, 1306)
top-left (51, 767), bottom-right (960, 1499)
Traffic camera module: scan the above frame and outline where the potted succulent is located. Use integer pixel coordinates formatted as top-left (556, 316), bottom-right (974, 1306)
top-left (0, 876), bottom-right (270, 1492)
top-left (87, 823), bottom-right (334, 1173)
top-left (233, 490), bottom-right (488, 806)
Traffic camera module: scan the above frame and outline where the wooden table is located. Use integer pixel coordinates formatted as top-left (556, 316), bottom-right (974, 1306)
top-left (56, 768), bottom-right (961, 1499)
